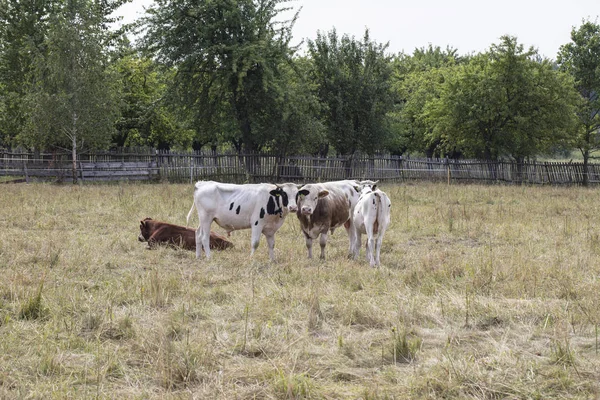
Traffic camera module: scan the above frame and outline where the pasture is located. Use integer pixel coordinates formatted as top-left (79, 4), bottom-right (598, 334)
top-left (1, 182), bottom-right (599, 399)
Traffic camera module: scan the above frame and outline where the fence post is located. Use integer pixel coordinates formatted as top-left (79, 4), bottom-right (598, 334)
top-left (79, 161), bottom-right (85, 183)
top-left (446, 157), bottom-right (451, 185)
top-left (23, 160), bottom-right (29, 183)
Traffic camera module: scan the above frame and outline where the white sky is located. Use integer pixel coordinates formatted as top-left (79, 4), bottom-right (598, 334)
top-left (116, 0), bottom-right (599, 59)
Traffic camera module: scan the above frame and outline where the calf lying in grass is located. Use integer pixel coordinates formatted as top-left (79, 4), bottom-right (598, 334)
top-left (138, 218), bottom-right (233, 251)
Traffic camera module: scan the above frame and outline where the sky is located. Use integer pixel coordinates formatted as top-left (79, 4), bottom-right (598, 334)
top-left (116, 0), bottom-right (599, 60)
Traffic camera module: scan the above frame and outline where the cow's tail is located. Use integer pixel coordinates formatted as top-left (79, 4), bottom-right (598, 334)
top-left (186, 201), bottom-right (196, 227)
top-left (372, 192), bottom-right (381, 234)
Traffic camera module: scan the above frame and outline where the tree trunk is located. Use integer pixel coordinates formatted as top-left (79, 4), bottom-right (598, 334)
top-left (71, 112), bottom-right (78, 184)
top-left (515, 156), bottom-right (524, 185)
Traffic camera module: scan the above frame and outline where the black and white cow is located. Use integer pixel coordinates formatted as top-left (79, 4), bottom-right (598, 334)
top-left (186, 181), bottom-right (299, 260)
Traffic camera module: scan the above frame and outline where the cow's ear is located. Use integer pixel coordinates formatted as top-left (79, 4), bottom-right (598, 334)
top-left (318, 190), bottom-right (329, 198)
top-left (298, 189), bottom-right (309, 197)
top-left (372, 184), bottom-right (377, 191)
top-left (269, 189), bottom-right (281, 197)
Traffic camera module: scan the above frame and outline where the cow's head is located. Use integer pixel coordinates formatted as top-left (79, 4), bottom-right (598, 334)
top-left (269, 183), bottom-right (300, 214)
top-left (296, 184), bottom-right (329, 216)
top-left (354, 180), bottom-right (378, 193)
top-left (138, 218), bottom-right (153, 242)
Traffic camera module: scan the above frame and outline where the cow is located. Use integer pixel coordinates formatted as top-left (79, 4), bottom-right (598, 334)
top-left (352, 184), bottom-right (391, 267)
top-left (138, 218), bottom-right (233, 251)
top-left (186, 181), bottom-right (299, 260)
top-left (295, 180), bottom-right (373, 260)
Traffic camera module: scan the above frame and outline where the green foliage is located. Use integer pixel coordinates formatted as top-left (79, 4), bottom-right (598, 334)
top-left (390, 45), bottom-right (461, 156)
top-left (114, 51), bottom-right (194, 149)
top-left (0, 0), bottom-right (58, 146)
top-left (19, 0), bottom-right (122, 152)
top-left (142, 0), bottom-right (299, 152)
top-left (257, 57), bottom-right (327, 155)
top-left (557, 19), bottom-right (600, 183)
top-left (308, 28), bottom-right (395, 155)
top-left (423, 36), bottom-right (579, 160)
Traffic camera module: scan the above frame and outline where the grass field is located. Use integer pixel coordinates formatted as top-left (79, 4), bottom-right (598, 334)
top-left (1, 182), bottom-right (600, 399)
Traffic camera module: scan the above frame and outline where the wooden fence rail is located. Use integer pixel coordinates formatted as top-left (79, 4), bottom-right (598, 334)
top-left (1, 148), bottom-right (600, 185)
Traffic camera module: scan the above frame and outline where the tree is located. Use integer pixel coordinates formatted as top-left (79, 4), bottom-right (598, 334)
top-left (389, 45), bottom-right (461, 156)
top-left (256, 57), bottom-right (326, 156)
top-left (558, 19), bottom-right (600, 186)
top-left (308, 28), bottom-right (395, 156)
top-left (22, 0), bottom-right (123, 183)
top-left (0, 0), bottom-right (57, 147)
top-left (114, 49), bottom-right (195, 149)
top-left (141, 0), bottom-right (298, 153)
top-left (424, 36), bottom-right (578, 168)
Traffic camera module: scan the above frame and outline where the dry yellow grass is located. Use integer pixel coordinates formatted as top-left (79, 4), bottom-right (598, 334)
top-left (1, 182), bottom-right (600, 399)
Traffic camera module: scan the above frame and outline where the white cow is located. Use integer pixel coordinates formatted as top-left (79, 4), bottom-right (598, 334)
top-left (352, 183), bottom-right (391, 267)
top-left (186, 181), bottom-right (299, 260)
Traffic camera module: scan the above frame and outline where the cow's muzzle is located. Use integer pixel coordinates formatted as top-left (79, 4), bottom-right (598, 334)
top-left (138, 234), bottom-right (147, 242)
top-left (301, 207), bottom-right (313, 215)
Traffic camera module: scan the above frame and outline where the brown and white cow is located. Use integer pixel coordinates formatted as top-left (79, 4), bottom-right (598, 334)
top-left (186, 181), bottom-right (299, 260)
top-left (352, 184), bottom-right (391, 267)
top-left (139, 218), bottom-right (233, 251)
top-left (295, 180), bottom-right (371, 259)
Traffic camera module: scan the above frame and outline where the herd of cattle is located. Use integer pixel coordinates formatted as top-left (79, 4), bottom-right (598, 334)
top-left (139, 179), bottom-right (391, 267)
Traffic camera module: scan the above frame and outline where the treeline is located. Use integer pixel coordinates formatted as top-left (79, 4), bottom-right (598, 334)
top-left (1, 1), bottom-right (599, 182)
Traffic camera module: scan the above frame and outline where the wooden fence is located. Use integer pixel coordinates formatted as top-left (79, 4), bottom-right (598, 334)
top-left (1, 148), bottom-right (600, 185)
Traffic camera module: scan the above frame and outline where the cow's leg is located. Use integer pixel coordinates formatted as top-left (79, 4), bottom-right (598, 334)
top-left (304, 233), bottom-right (313, 259)
top-left (250, 225), bottom-right (262, 256)
top-left (264, 233), bottom-right (276, 261)
top-left (344, 219), bottom-right (357, 258)
top-left (353, 228), bottom-right (362, 260)
top-left (196, 212), bottom-right (212, 259)
top-left (375, 235), bottom-right (383, 266)
top-left (367, 233), bottom-right (376, 267)
top-left (202, 226), bottom-right (212, 258)
top-left (147, 236), bottom-right (158, 249)
top-left (375, 227), bottom-right (387, 266)
top-left (319, 232), bottom-right (328, 260)
top-left (195, 226), bottom-right (202, 258)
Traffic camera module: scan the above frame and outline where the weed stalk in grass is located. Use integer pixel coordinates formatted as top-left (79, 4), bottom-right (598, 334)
top-left (19, 281), bottom-right (47, 320)
top-left (465, 285), bottom-right (471, 328)
top-left (242, 303), bottom-right (249, 353)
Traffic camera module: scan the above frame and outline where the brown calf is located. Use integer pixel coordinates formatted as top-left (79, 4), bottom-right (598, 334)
top-left (138, 218), bottom-right (233, 251)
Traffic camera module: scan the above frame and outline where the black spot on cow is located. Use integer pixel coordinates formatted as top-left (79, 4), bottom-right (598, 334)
top-left (267, 197), bottom-right (276, 215)
top-left (255, 220), bottom-right (258, 226)
top-left (229, 202), bottom-right (234, 211)
top-left (260, 207), bottom-right (265, 219)
top-left (236, 205), bottom-right (241, 215)
top-left (281, 191), bottom-right (289, 207)
top-left (373, 199), bottom-right (376, 205)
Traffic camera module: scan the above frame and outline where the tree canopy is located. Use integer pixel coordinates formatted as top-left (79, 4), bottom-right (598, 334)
top-left (558, 19), bottom-right (600, 184)
top-left (0, 2), bottom-right (596, 166)
top-left (308, 29), bottom-right (395, 155)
